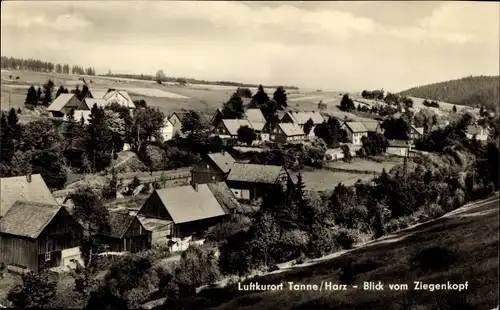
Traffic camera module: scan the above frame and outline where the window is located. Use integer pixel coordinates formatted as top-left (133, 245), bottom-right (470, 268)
top-left (212, 176), bottom-right (216, 180)
top-left (45, 252), bottom-right (51, 262)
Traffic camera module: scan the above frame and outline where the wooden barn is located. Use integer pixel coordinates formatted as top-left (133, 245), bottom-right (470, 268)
top-left (95, 212), bottom-right (150, 253)
top-left (137, 182), bottom-right (242, 250)
top-left (0, 201), bottom-right (84, 271)
top-left (225, 163), bottom-right (291, 201)
top-left (190, 151), bottom-right (236, 184)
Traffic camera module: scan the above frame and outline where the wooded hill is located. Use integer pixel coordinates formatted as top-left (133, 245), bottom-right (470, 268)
top-left (399, 75), bottom-right (499, 111)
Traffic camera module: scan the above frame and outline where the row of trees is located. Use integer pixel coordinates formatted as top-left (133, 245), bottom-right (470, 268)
top-left (1, 56), bottom-right (96, 76)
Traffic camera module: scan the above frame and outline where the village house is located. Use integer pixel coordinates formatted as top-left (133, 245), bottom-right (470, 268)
top-left (408, 124), bottom-right (424, 140)
top-left (466, 125), bottom-right (490, 141)
top-left (341, 121), bottom-right (382, 145)
top-left (280, 111), bottom-right (325, 139)
top-left (160, 117), bottom-right (175, 141)
top-left (137, 182), bottom-right (242, 251)
top-left (95, 212), bottom-right (150, 253)
top-left (244, 108), bottom-right (267, 134)
top-left (270, 123), bottom-right (307, 143)
top-left (47, 93), bottom-right (82, 119)
top-left (215, 119), bottom-right (253, 139)
top-left (386, 140), bottom-right (412, 157)
top-left (167, 111), bottom-right (190, 137)
top-left (0, 201), bottom-right (84, 271)
top-left (226, 163), bottom-right (291, 201)
top-left (102, 89), bottom-right (136, 110)
top-left (88, 88), bottom-right (110, 99)
top-left (1, 174), bottom-right (58, 218)
top-left (210, 109), bottom-right (225, 128)
top-left (191, 151), bottom-right (236, 184)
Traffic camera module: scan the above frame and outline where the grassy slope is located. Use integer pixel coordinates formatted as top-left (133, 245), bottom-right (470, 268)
top-left (399, 75), bottom-right (500, 111)
top-left (166, 195), bottom-right (499, 310)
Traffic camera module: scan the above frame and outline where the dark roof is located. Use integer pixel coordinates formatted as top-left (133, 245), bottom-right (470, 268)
top-left (1, 174), bottom-right (58, 217)
top-left (207, 152), bottom-right (236, 174)
top-left (227, 163), bottom-right (284, 184)
top-left (101, 212), bottom-right (136, 239)
top-left (0, 201), bottom-right (62, 238)
top-left (206, 182), bottom-right (244, 214)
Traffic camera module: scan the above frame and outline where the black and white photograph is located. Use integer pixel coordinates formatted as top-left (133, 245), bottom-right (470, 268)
top-left (0, 1), bottom-right (499, 309)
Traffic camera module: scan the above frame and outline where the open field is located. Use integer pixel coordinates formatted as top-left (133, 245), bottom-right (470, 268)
top-left (325, 157), bottom-right (404, 174)
top-left (177, 195), bottom-right (499, 310)
top-left (124, 87), bottom-right (190, 98)
top-left (289, 169), bottom-right (376, 191)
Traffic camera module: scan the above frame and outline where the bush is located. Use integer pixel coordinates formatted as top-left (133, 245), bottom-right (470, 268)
top-left (333, 228), bottom-right (362, 249)
top-left (385, 216), bottom-right (414, 233)
top-left (307, 228), bottom-right (338, 259)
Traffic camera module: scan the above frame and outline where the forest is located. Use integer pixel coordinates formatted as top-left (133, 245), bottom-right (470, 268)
top-left (399, 75), bottom-right (499, 111)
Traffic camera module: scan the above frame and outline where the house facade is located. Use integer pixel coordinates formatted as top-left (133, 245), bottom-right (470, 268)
top-left (168, 112), bottom-right (188, 137)
top-left (225, 163), bottom-right (290, 201)
top-left (409, 125), bottom-right (424, 140)
top-left (386, 140), bottom-right (412, 157)
top-left (190, 152), bottom-right (236, 184)
top-left (96, 213), bottom-right (150, 253)
top-left (270, 123), bottom-right (307, 143)
top-left (341, 122), bottom-right (369, 145)
top-left (103, 90), bottom-right (136, 110)
top-left (0, 202), bottom-right (84, 271)
top-left (160, 118), bottom-right (175, 141)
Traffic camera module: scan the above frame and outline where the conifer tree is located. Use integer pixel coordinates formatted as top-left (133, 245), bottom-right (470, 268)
top-left (25, 85), bottom-right (38, 106)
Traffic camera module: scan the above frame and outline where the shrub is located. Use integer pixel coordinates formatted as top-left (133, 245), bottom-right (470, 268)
top-left (333, 228), bottom-right (362, 249)
top-left (307, 227), bottom-right (338, 258)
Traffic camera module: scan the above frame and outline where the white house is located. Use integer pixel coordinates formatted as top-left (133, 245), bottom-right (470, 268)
top-left (386, 140), bottom-right (412, 157)
top-left (160, 118), bottom-right (175, 141)
top-left (341, 122), bottom-right (371, 145)
top-left (466, 125), bottom-right (489, 141)
top-left (103, 89), bottom-right (136, 110)
top-left (280, 111), bottom-right (325, 139)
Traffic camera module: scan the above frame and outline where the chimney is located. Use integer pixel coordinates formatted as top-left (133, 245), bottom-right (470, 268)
top-left (221, 149), bottom-right (225, 155)
top-left (26, 172), bottom-right (31, 183)
top-left (193, 183), bottom-right (198, 192)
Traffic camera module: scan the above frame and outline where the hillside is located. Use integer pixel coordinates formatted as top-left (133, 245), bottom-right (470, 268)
top-left (157, 195), bottom-right (499, 310)
top-left (399, 75), bottom-right (500, 111)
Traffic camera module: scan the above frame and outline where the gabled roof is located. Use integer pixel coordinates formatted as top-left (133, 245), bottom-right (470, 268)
top-left (103, 90), bottom-right (136, 109)
top-left (206, 182), bottom-right (245, 214)
top-left (361, 121), bottom-right (380, 132)
top-left (207, 152), bottom-right (236, 173)
top-left (47, 93), bottom-right (78, 112)
top-left (0, 201), bottom-right (63, 239)
top-left (153, 185), bottom-right (227, 224)
top-left (82, 98), bottom-right (107, 110)
top-left (342, 121), bottom-right (370, 133)
top-left (278, 123), bottom-right (305, 136)
top-left (1, 174), bottom-right (57, 217)
top-left (244, 109), bottom-right (266, 123)
top-left (285, 111), bottom-right (324, 125)
top-left (101, 212), bottom-right (136, 239)
top-left (227, 163), bottom-right (284, 184)
top-left (90, 89), bottom-right (110, 99)
top-left (248, 121), bottom-right (266, 132)
top-left (221, 119), bottom-right (253, 136)
top-left (137, 216), bottom-right (172, 232)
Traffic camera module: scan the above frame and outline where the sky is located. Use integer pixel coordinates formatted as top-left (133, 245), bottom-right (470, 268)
top-left (1, 1), bottom-right (499, 92)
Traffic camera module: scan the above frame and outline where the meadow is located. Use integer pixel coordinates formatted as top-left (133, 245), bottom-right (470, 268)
top-left (325, 157), bottom-right (404, 174)
top-left (289, 169), bottom-right (376, 192)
